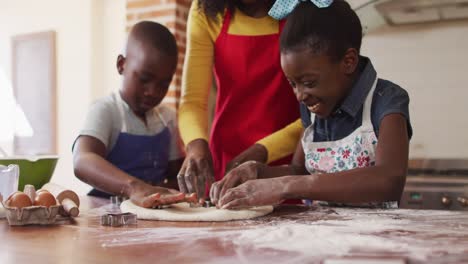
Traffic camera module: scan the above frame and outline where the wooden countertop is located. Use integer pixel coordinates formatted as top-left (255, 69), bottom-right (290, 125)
top-left (1, 196), bottom-right (467, 264)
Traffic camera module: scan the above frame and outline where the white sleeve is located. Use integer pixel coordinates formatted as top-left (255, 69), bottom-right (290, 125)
top-left (78, 99), bottom-right (114, 148)
top-left (161, 106), bottom-right (185, 161)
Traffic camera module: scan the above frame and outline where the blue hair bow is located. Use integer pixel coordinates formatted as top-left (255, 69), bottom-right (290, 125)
top-left (268, 0), bottom-right (334, 20)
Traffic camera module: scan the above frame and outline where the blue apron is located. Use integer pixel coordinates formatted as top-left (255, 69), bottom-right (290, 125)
top-left (88, 94), bottom-right (170, 198)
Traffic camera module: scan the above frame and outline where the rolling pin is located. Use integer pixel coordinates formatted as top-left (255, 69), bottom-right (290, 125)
top-left (42, 183), bottom-right (80, 217)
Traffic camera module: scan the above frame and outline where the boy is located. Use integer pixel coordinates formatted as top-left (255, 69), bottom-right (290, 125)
top-left (73, 21), bottom-right (194, 208)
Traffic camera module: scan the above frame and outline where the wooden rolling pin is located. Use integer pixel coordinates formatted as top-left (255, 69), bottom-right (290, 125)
top-left (42, 183), bottom-right (80, 217)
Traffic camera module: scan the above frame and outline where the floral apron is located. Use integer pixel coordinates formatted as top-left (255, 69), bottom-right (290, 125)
top-left (301, 77), bottom-right (397, 208)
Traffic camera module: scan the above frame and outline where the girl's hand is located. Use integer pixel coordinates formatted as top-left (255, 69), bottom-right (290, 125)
top-left (177, 139), bottom-right (215, 203)
top-left (210, 161), bottom-right (265, 206)
top-left (217, 178), bottom-right (285, 209)
top-left (130, 184), bottom-right (195, 208)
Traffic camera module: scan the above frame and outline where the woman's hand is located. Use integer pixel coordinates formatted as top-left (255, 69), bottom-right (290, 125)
top-left (224, 144), bottom-right (268, 174)
top-left (210, 160), bottom-right (265, 206)
top-left (217, 178), bottom-right (285, 209)
top-left (129, 183), bottom-right (195, 208)
top-left (177, 139), bottom-right (215, 203)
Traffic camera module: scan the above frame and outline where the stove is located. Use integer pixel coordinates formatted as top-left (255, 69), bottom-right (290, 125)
top-left (400, 159), bottom-right (468, 211)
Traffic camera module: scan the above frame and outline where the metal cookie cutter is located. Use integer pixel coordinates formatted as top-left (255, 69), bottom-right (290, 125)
top-left (203, 199), bottom-right (215, 208)
top-left (101, 212), bottom-right (137, 227)
top-left (189, 199), bottom-right (215, 208)
top-left (110, 196), bottom-right (127, 206)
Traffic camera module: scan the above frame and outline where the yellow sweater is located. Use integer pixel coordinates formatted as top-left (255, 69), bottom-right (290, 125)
top-left (179, 0), bottom-right (303, 163)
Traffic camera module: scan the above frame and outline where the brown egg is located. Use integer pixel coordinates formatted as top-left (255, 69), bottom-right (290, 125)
top-left (34, 190), bottom-right (57, 207)
top-left (7, 191), bottom-right (33, 208)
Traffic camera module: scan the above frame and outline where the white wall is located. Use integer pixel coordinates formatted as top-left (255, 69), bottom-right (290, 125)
top-left (0, 0), bottom-right (126, 195)
top-left (92, 0), bottom-right (127, 99)
top-left (362, 20), bottom-right (468, 159)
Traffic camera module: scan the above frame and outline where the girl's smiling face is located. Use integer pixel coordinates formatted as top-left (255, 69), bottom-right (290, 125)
top-left (281, 47), bottom-right (358, 118)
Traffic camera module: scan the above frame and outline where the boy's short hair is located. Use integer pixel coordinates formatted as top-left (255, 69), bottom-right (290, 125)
top-left (280, 0), bottom-right (362, 62)
top-left (129, 21), bottom-right (178, 59)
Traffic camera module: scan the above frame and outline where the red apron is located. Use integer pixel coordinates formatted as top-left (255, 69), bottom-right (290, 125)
top-left (211, 10), bottom-right (300, 180)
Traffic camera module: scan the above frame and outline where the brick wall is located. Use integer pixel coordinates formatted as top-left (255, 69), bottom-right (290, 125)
top-left (126, 0), bottom-right (191, 109)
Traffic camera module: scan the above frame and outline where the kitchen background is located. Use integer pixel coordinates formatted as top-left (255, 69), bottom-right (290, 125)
top-left (0, 0), bottom-right (467, 195)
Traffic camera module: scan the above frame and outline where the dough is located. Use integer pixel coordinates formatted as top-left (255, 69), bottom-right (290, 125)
top-left (120, 200), bottom-right (273, 222)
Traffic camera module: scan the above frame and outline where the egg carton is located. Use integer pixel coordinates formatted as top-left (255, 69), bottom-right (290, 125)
top-left (1, 202), bottom-right (61, 226)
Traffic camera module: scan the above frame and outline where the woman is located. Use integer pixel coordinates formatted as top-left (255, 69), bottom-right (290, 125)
top-left (177, 0), bottom-right (303, 201)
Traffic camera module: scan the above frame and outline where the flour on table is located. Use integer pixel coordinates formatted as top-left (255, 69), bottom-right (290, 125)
top-left (94, 206), bottom-right (468, 263)
top-left (120, 200), bottom-right (273, 222)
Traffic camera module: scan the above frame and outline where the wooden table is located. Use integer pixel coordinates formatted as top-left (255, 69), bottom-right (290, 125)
top-left (1, 197), bottom-right (467, 264)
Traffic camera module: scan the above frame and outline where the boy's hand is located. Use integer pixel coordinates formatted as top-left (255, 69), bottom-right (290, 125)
top-left (210, 161), bottom-right (264, 206)
top-left (130, 185), bottom-right (192, 208)
top-left (177, 139), bottom-right (214, 203)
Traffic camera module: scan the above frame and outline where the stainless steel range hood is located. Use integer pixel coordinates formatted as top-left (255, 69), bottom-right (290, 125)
top-left (351, 0), bottom-right (468, 32)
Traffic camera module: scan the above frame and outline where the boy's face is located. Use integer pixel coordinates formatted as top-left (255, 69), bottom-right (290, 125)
top-left (117, 43), bottom-right (176, 117)
top-left (281, 47), bottom-right (357, 118)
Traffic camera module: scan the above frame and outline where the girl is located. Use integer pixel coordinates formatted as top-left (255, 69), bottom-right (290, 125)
top-left (211, 0), bottom-right (412, 209)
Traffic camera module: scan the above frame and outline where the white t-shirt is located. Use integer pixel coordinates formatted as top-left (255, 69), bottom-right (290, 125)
top-left (77, 93), bottom-right (184, 161)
